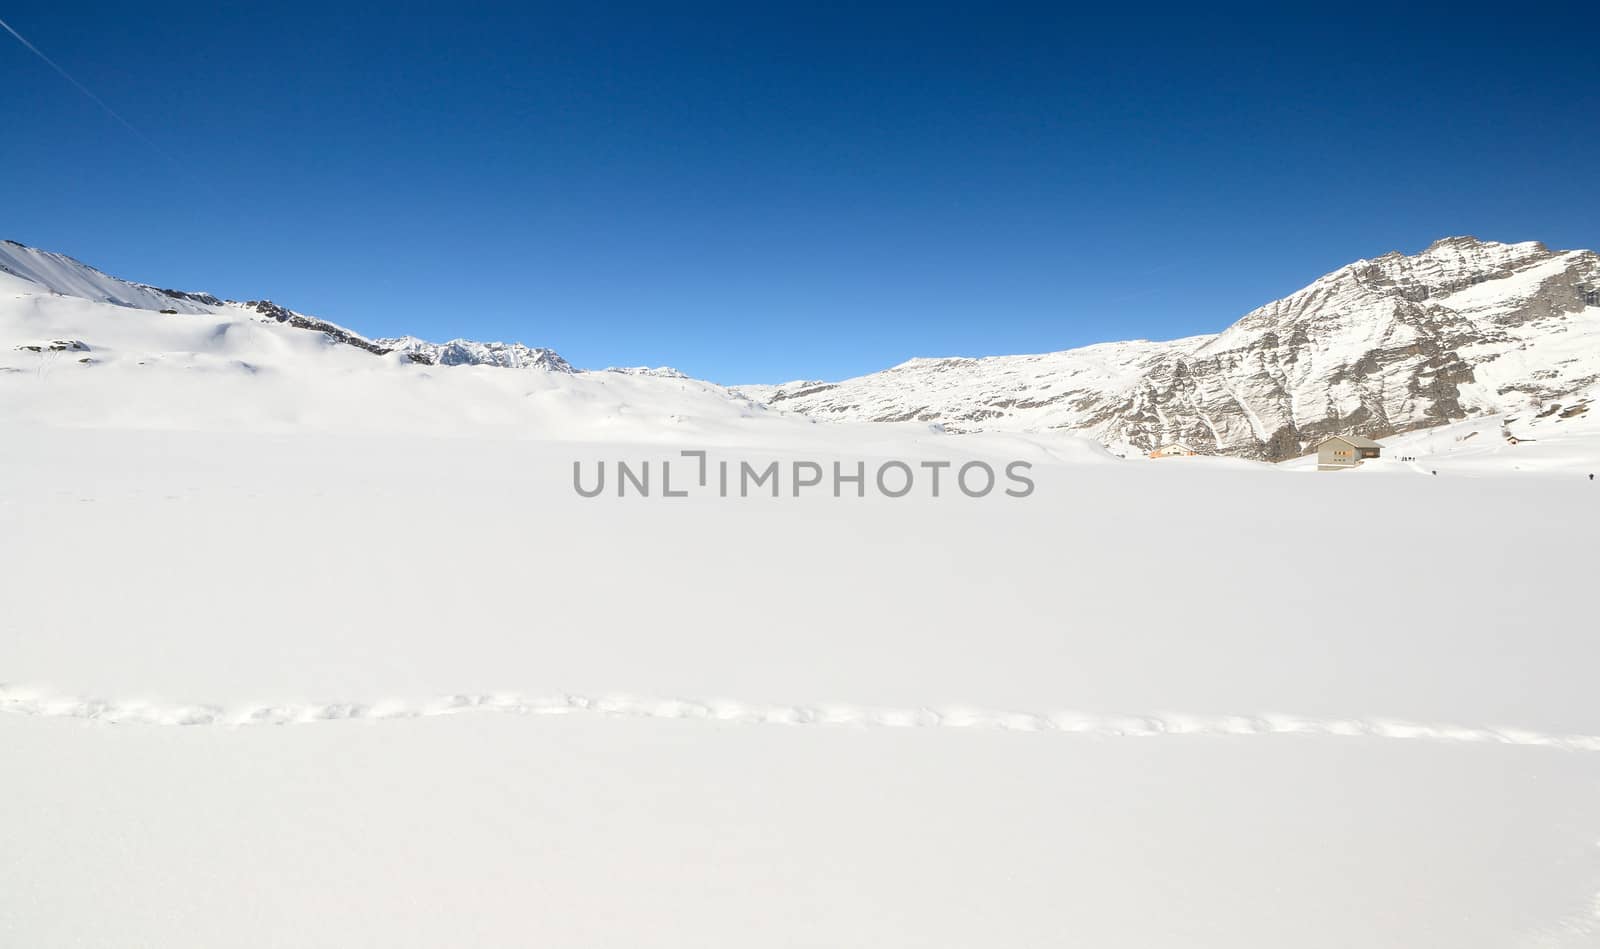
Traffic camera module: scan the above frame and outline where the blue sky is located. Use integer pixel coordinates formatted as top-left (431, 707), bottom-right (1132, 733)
top-left (4, 3), bottom-right (1597, 382)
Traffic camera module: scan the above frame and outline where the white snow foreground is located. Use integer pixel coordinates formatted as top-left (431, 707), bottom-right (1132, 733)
top-left (3, 244), bottom-right (1600, 948)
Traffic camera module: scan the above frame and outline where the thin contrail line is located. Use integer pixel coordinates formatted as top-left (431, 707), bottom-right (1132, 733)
top-left (0, 13), bottom-right (170, 157)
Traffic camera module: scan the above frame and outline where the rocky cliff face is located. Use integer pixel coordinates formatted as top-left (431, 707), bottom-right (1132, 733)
top-left (744, 238), bottom-right (1600, 460)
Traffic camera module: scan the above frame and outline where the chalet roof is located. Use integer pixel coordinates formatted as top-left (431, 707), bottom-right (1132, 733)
top-left (1317, 434), bottom-right (1384, 450)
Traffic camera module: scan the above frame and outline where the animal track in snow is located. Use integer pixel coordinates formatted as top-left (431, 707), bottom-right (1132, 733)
top-left (4, 684), bottom-right (1600, 752)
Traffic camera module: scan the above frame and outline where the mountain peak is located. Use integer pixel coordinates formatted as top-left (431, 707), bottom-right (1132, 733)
top-left (0, 239), bottom-right (577, 373)
top-left (1424, 235), bottom-right (1485, 252)
top-left (1414, 234), bottom-right (1550, 260)
top-left (374, 336), bottom-right (575, 373)
top-left (0, 240), bottom-right (218, 314)
top-left (754, 237), bottom-right (1600, 460)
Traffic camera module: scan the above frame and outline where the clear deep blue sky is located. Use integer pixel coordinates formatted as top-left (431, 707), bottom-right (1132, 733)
top-left (4, 3), bottom-right (1597, 382)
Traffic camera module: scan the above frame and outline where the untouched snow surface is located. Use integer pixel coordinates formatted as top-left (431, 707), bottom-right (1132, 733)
top-left (4, 245), bottom-right (1600, 947)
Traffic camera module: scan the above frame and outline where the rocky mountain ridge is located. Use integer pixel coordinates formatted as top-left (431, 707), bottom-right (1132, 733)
top-left (6, 235), bottom-right (1597, 460)
top-left (0, 240), bottom-right (572, 372)
top-left (741, 237), bottom-right (1600, 460)
top-left (372, 335), bottom-right (574, 372)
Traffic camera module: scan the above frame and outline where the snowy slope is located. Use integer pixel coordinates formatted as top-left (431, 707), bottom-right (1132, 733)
top-left (4, 236), bottom-right (1600, 947)
top-left (0, 278), bottom-right (778, 439)
top-left (1277, 389), bottom-right (1600, 477)
top-left (2, 257), bottom-right (1070, 450)
top-left (0, 238), bottom-right (582, 374)
top-left (11, 234), bottom-right (1599, 459)
top-left (4, 422), bottom-right (1600, 948)
top-left (0, 239), bottom-right (221, 313)
top-left (748, 237), bottom-right (1600, 460)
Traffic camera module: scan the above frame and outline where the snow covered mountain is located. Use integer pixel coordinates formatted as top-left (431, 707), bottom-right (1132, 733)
top-left (373, 335), bottom-right (574, 372)
top-left (8, 235), bottom-right (1599, 461)
top-left (0, 239), bottom-right (223, 314)
top-left (8, 234), bottom-right (1600, 949)
top-left (743, 237), bottom-right (1600, 460)
top-left (0, 239), bottom-right (574, 372)
top-left (603, 365), bottom-right (690, 378)
top-left (0, 238), bottom-right (800, 440)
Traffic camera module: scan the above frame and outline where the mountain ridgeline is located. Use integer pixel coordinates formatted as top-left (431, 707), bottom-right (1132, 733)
top-left (0, 240), bottom-right (573, 373)
top-left (743, 237), bottom-right (1600, 460)
top-left (4, 236), bottom-right (1596, 461)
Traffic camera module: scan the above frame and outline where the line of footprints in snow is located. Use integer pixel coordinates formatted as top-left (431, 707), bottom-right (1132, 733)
top-left (2, 685), bottom-right (1599, 753)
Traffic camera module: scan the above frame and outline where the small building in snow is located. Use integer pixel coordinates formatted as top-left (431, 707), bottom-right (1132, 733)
top-left (1149, 442), bottom-right (1198, 459)
top-left (1315, 434), bottom-right (1383, 471)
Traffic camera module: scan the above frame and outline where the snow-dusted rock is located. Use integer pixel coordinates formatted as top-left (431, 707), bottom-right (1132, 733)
top-left (755, 237), bottom-right (1600, 460)
top-left (0, 238), bottom-right (577, 372)
top-left (7, 234), bottom-right (1599, 458)
top-left (373, 336), bottom-right (575, 373)
top-left (0, 240), bottom-right (219, 314)
top-left (600, 366), bottom-right (689, 379)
